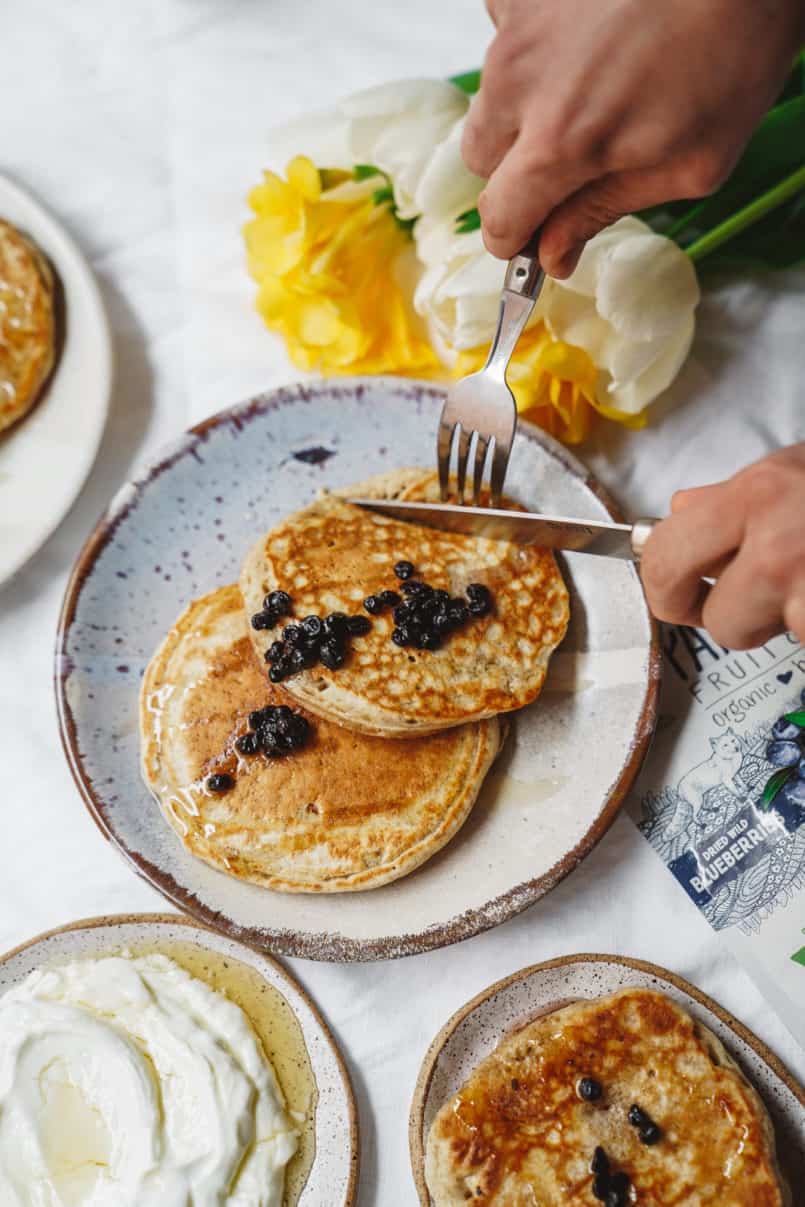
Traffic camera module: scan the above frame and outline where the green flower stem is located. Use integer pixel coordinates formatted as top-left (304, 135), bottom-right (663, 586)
top-left (685, 163), bottom-right (805, 262)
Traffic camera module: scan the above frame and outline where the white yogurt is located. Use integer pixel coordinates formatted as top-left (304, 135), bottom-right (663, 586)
top-left (0, 953), bottom-right (298, 1205)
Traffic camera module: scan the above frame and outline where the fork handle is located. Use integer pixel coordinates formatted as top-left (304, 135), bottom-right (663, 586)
top-left (503, 228), bottom-right (544, 298)
top-left (485, 231), bottom-right (546, 379)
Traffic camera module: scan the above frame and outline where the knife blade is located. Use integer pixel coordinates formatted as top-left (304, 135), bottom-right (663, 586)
top-left (348, 498), bottom-right (658, 562)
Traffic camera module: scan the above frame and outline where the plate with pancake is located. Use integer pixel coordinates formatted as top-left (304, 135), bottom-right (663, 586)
top-left (409, 953), bottom-right (805, 1206)
top-left (57, 377), bottom-right (659, 960)
top-left (0, 912), bottom-right (358, 1205)
top-left (0, 174), bottom-right (111, 585)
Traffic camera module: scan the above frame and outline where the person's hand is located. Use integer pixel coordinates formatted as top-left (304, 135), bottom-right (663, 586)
top-left (464, 0), bottom-right (805, 276)
top-left (640, 444), bottom-right (805, 649)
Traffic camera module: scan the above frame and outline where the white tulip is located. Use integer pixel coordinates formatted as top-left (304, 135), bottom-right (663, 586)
top-left (269, 79), bottom-right (471, 220)
top-left (414, 214), bottom-right (699, 417)
top-left (413, 215), bottom-right (504, 352)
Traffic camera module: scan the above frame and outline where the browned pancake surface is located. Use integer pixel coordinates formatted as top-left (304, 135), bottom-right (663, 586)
top-left (141, 585), bottom-right (500, 892)
top-left (425, 988), bottom-right (787, 1206)
top-left (0, 219), bottom-right (55, 433)
top-left (241, 470), bottom-right (569, 736)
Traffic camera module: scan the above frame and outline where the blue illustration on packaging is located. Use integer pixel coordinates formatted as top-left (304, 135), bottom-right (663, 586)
top-left (639, 686), bottom-right (805, 933)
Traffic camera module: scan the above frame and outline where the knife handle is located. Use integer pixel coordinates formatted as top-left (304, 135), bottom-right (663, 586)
top-left (630, 518), bottom-right (659, 560)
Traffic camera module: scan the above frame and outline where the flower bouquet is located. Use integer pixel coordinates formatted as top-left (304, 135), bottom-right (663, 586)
top-left (243, 59), bottom-right (805, 444)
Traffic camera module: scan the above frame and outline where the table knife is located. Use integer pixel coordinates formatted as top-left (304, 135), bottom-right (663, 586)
top-left (348, 498), bottom-right (658, 562)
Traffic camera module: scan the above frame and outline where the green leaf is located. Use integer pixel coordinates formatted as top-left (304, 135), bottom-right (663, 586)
top-left (685, 163), bottom-right (805, 266)
top-left (693, 201), bottom-right (805, 272)
top-left (455, 207), bottom-right (481, 233)
top-left (353, 163), bottom-right (383, 181)
top-left (784, 709), bottom-right (805, 728)
top-left (758, 767), bottom-right (795, 811)
top-left (372, 185), bottom-right (394, 206)
top-left (450, 69), bottom-right (481, 94)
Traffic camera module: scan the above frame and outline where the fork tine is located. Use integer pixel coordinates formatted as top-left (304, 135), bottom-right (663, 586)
top-left (471, 434), bottom-right (490, 506)
top-left (455, 426), bottom-right (473, 504)
top-left (437, 418), bottom-right (456, 500)
top-left (489, 436), bottom-right (511, 507)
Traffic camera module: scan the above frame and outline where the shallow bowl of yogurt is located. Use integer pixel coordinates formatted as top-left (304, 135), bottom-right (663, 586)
top-left (0, 914), bottom-right (358, 1206)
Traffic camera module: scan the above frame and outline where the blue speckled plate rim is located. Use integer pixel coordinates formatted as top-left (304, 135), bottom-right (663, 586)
top-left (0, 910), bottom-right (360, 1206)
top-left (54, 376), bottom-right (661, 962)
top-left (408, 952), bottom-right (805, 1206)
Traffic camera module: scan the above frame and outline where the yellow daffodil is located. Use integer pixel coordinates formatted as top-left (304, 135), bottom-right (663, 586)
top-left (454, 321), bottom-right (647, 444)
top-left (244, 156), bottom-right (438, 376)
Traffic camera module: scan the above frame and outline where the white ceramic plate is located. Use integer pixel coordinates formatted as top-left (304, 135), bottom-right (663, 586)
top-left (0, 913), bottom-right (359, 1205)
top-left (56, 379), bottom-right (659, 961)
top-left (0, 174), bottom-right (111, 585)
top-left (409, 953), bottom-right (805, 1204)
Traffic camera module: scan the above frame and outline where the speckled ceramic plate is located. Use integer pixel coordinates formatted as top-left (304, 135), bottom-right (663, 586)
top-left (0, 912), bottom-right (358, 1206)
top-left (56, 378), bottom-right (659, 961)
top-left (409, 953), bottom-right (805, 1204)
top-left (0, 174), bottom-right (112, 585)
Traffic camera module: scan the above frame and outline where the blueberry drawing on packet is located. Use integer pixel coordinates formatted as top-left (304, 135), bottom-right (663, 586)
top-left (639, 688), bottom-right (805, 933)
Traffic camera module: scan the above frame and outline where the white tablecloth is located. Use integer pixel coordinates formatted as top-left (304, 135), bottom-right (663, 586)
top-left (3, 3), bottom-right (804, 1203)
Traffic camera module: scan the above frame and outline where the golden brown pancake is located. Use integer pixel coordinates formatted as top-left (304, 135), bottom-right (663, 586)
top-left (0, 219), bottom-right (55, 434)
top-left (240, 469), bottom-right (569, 737)
top-left (425, 988), bottom-right (788, 1206)
top-left (140, 585), bottom-right (501, 892)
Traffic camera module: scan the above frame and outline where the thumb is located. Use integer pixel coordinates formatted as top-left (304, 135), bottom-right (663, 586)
top-left (539, 164), bottom-right (695, 278)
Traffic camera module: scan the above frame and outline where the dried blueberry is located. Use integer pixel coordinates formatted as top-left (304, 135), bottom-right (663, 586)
top-left (391, 627), bottom-right (408, 647)
top-left (592, 1174), bottom-right (610, 1202)
top-left (448, 600), bottom-right (469, 624)
top-left (394, 560), bottom-right (414, 579)
top-left (323, 612), bottom-right (349, 637)
top-left (251, 610), bottom-right (276, 630)
top-left (268, 663), bottom-right (286, 683)
top-left (207, 773), bottom-right (234, 793)
top-left (393, 603), bottom-right (412, 625)
top-left (347, 614), bottom-right (372, 636)
top-left (468, 596), bottom-right (492, 617)
top-left (432, 589), bottom-right (450, 609)
top-left (638, 1123), bottom-right (662, 1146)
top-left (466, 582), bottom-right (491, 603)
top-left (320, 640), bottom-right (346, 670)
top-left (419, 630), bottom-right (441, 650)
top-left (627, 1104), bottom-right (650, 1128)
top-left (282, 624), bottom-right (304, 646)
top-left (301, 615), bottom-right (323, 640)
top-left (379, 589), bottom-right (401, 608)
top-left (266, 590), bottom-right (292, 615)
top-left (606, 1188), bottom-right (627, 1207)
top-left (236, 732), bottom-right (259, 756)
top-left (401, 579), bottom-right (427, 596)
top-left (590, 1147), bottom-right (609, 1175)
top-left (363, 595), bottom-right (383, 615)
top-left (577, 1077), bottom-right (603, 1102)
top-left (266, 641), bottom-right (285, 663)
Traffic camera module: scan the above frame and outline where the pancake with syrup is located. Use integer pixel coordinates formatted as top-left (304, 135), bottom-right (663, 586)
top-left (425, 987), bottom-right (788, 1206)
top-left (0, 220), bottom-right (56, 434)
top-left (140, 585), bottom-right (501, 892)
top-left (240, 469), bottom-right (569, 737)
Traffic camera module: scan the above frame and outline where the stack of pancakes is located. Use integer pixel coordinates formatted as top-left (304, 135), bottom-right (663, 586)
top-left (141, 469), bottom-right (570, 893)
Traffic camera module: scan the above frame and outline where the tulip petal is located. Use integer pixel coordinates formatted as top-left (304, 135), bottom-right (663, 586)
top-left (414, 116), bottom-right (485, 222)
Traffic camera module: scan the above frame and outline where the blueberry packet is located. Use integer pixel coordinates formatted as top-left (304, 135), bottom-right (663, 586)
top-left (629, 628), bottom-right (805, 1046)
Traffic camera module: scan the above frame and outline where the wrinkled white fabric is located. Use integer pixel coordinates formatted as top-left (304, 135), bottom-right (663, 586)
top-left (2, 4), bottom-right (804, 1207)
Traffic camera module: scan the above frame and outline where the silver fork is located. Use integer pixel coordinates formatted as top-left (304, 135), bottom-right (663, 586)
top-left (437, 231), bottom-right (545, 506)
